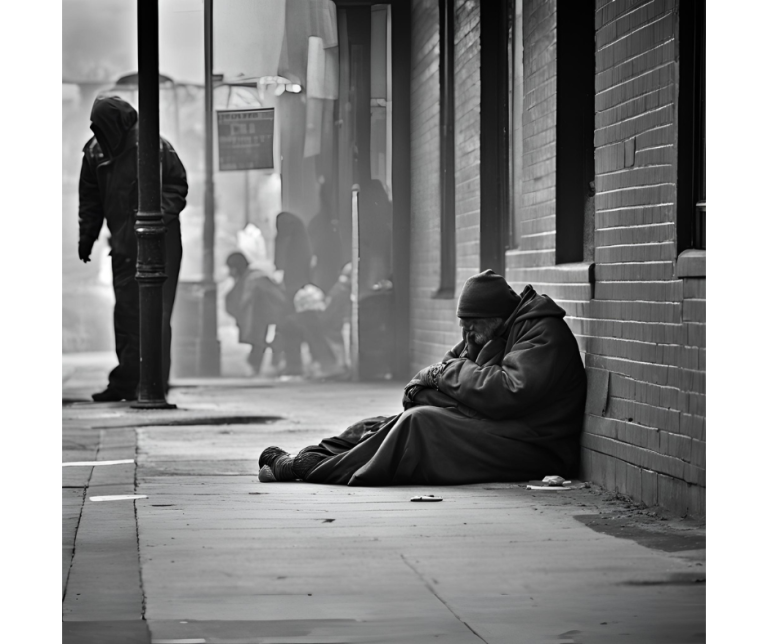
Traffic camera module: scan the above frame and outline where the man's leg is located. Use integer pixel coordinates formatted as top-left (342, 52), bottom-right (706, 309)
top-left (161, 225), bottom-right (182, 392)
top-left (279, 310), bottom-right (304, 375)
top-left (297, 311), bottom-right (336, 371)
top-left (100, 254), bottom-right (140, 400)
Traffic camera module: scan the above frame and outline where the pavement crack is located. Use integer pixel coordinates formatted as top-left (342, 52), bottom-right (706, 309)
top-left (61, 439), bottom-right (100, 603)
top-left (133, 430), bottom-right (148, 620)
top-left (400, 554), bottom-right (489, 644)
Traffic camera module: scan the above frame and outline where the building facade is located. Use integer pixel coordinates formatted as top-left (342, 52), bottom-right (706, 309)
top-left (407, 0), bottom-right (705, 516)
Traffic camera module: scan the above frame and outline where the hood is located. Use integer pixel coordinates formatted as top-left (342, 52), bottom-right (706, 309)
top-left (505, 285), bottom-right (566, 327)
top-left (275, 211), bottom-right (306, 235)
top-left (90, 96), bottom-right (138, 158)
top-left (274, 211), bottom-right (312, 273)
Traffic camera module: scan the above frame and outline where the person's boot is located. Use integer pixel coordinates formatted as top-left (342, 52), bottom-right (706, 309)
top-left (92, 388), bottom-right (137, 402)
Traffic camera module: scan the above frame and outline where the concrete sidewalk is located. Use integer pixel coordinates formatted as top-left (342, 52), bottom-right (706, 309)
top-left (63, 353), bottom-right (705, 644)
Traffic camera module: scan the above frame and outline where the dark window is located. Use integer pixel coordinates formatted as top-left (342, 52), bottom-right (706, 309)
top-left (694, 11), bottom-right (705, 251)
top-left (678, 0), bottom-right (706, 251)
top-left (555, 0), bottom-right (596, 265)
top-left (508, 0), bottom-right (523, 250)
top-left (480, 0), bottom-right (510, 274)
top-left (435, 0), bottom-right (456, 298)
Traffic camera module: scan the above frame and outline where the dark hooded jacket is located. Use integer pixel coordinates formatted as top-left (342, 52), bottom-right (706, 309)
top-left (434, 285), bottom-right (587, 440)
top-left (78, 96), bottom-right (188, 259)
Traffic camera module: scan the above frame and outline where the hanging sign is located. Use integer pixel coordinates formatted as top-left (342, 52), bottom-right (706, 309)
top-left (217, 108), bottom-right (274, 171)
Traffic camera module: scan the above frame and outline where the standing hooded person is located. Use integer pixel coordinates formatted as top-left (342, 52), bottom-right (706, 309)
top-left (258, 270), bottom-right (587, 485)
top-left (307, 181), bottom-right (344, 294)
top-left (273, 211), bottom-right (313, 375)
top-left (78, 96), bottom-right (188, 401)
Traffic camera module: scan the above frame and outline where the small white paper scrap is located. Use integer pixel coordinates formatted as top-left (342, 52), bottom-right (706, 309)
top-left (526, 485), bottom-right (572, 491)
top-left (90, 495), bottom-right (148, 502)
top-left (63, 459), bottom-right (135, 467)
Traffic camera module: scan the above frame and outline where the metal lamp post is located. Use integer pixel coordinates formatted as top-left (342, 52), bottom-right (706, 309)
top-left (200, 0), bottom-right (221, 376)
top-left (133, 0), bottom-right (175, 409)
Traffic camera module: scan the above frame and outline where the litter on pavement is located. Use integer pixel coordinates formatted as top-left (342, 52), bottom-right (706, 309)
top-left (542, 475), bottom-right (571, 486)
top-left (89, 495), bottom-right (148, 502)
top-left (62, 459), bottom-right (135, 467)
top-left (526, 475), bottom-right (574, 490)
top-left (411, 495), bottom-right (443, 502)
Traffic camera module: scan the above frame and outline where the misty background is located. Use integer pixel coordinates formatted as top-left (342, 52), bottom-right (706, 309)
top-left (62, 0), bottom-right (285, 368)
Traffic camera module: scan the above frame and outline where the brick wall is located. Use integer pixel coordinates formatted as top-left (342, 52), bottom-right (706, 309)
top-left (406, 0), bottom-right (704, 516)
top-left (579, 0), bottom-right (704, 517)
top-left (506, 0), bottom-right (704, 516)
top-left (409, 0), bottom-right (481, 372)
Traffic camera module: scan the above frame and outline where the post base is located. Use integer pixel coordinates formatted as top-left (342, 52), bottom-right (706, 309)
top-left (130, 400), bottom-right (178, 410)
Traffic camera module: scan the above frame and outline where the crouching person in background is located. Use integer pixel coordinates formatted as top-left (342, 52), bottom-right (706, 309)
top-left (289, 264), bottom-right (351, 379)
top-left (224, 252), bottom-right (285, 374)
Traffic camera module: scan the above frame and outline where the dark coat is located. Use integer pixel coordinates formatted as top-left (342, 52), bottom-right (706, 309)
top-left (78, 97), bottom-right (188, 259)
top-left (225, 269), bottom-right (285, 345)
top-left (303, 286), bottom-right (587, 485)
top-left (274, 211), bottom-right (313, 300)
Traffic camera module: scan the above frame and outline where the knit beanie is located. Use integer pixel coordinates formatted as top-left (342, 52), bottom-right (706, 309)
top-left (456, 269), bottom-right (520, 319)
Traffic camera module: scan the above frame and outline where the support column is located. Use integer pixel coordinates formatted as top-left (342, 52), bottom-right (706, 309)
top-left (134, 0), bottom-right (174, 409)
top-left (200, 0), bottom-right (221, 376)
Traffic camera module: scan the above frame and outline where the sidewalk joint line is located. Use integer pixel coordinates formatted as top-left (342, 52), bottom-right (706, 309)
top-left (133, 432), bottom-right (148, 621)
top-left (62, 436), bottom-right (101, 604)
top-left (400, 554), bottom-right (489, 644)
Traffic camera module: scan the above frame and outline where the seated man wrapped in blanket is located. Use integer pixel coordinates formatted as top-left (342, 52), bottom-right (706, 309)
top-left (258, 269), bottom-right (587, 486)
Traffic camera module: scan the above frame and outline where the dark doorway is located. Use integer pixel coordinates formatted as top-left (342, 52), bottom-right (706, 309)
top-left (334, 1), bottom-right (411, 379)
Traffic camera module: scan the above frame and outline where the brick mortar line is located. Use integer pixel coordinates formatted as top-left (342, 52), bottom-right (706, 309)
top-left (595, 11), bottom-right (673, 54)
top-left (595, 77), bottom-right (675, 113)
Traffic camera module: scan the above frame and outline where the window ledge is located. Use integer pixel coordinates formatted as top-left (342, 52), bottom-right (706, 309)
top-left (432, 286), bottom-right (456, 300)
top-left (505, 259), bottom-right (595, 285)
top-left (677, 249), bottom-right (706, 278)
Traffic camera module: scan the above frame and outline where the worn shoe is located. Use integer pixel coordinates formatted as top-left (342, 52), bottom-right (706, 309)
top-left (259, 446), bottom-right (289, 469)
top-left (91, 388), bottom-right (137, 402)
top-left (258, 446), bottom-right (297, 481)
top-left (258, 465), bottom-right (277, 482)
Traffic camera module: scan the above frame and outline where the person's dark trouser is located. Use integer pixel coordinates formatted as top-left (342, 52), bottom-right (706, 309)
top-left (293, 310), bottom-right (336, 369)
top-left (107, 229), bottom-right (182, 396)
top-left (276, 298), bottom-right (304, 375)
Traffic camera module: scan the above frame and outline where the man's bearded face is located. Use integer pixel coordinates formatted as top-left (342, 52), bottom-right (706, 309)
top-left (459, 317), bottom-right (503, 346)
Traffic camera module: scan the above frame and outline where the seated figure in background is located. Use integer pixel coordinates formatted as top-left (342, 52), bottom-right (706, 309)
top-left (288, 262), bottom-right (352, 378)
top-left (258, 269), bottom-right (587, 485)
top-left (224, 252), bottom-right (285, 373)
